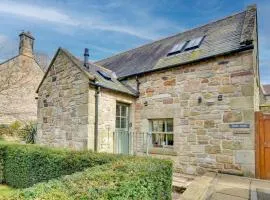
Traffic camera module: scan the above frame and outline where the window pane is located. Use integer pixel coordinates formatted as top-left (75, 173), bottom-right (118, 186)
top-left (116, 105), bottom-right (120, 116)
top-left (116, 117), bottom-right (120, 128)
top-left (152, 120), bottom-right (159, 132)
top-left (121, 106), bottom-right (127, 117)
top-left (162, 120), bottom-right (166, 132)
top-left (121, 117), bottom-right (127, 128)
top-left (167, 119), bottom-right (173, 132)
top-left (167, 134), bottom-right (174, 146)
top-left (150, 119), bottom-right (174, 148)
top-left (152, 133), bottom-right (164, 147)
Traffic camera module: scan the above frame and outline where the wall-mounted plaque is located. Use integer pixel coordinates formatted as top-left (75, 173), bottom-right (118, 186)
top-left (229, 124), bottom-right (250, 128)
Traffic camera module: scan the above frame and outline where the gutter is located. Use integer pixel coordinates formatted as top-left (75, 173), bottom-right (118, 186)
top-left (89, 81), bottom-right (138, 97)
top-left (118, 45), bottom-right (254, 81)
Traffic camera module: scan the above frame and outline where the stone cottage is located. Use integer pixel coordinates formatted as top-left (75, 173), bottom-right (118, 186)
top-left (0, 32), bottom-right (44, 124)
top-left (36, 5), bottom-right (260, 176)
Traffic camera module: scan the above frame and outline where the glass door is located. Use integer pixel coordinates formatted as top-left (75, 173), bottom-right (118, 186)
top-left (115, 103), bottom-right (129, 154)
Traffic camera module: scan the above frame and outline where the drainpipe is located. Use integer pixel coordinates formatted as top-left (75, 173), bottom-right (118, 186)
top-left (136, 76), bottom-right (140, 95)
top-left (94, 86), bottom-right (100, 152)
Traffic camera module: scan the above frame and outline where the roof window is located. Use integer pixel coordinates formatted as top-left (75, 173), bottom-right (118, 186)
top-left (97, 70), bottom-right (112, 81)
top-left (167, 36), bottom-right (205, 56)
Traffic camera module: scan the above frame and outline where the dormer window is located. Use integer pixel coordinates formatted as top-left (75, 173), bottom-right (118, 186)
top-left (167, 36), bottom-right (205, 56)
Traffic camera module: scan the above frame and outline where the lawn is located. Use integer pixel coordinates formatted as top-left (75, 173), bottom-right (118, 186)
top-left (0, 184), bottom-right (16, 198)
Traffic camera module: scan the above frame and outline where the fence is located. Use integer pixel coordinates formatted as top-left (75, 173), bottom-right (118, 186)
top-left (112, 131), bottom-right (173, 156)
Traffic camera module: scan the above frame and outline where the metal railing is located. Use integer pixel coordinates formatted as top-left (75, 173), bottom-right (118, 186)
top-left (112, 131), bottom-right (153, 155)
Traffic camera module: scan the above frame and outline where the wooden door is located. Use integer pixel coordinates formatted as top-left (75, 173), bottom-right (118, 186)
top-left (256, 112), bottom-right (270, 179)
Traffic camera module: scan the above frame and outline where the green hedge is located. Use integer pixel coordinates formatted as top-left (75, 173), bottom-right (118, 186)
top-left (0, 145), bottom-right (4, 183)
top-left (0, 143), bottom-right (118, 188)
top-left (10, 157), bottom-right (172, 200)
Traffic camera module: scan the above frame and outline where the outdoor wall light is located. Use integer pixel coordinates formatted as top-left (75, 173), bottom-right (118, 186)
top-left (198, 97), bottom-right (202, 104)
top-left (144, 101), bottom-right (148, 106)
top-left (218, 95), bottom-right (223, 101)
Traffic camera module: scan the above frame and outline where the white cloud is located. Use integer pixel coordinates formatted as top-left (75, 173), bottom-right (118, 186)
top-left (0, 1), bottom-right (78, 26)
top-left (0, 1), bottom-right (181, 40)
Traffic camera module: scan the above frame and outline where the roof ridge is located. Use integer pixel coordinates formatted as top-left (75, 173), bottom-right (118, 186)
top-left (96, 9), bottom-right (246, 64)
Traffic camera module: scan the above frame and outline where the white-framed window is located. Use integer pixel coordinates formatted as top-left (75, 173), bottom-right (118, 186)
top-left (150, 119), bottom-right (173, 148)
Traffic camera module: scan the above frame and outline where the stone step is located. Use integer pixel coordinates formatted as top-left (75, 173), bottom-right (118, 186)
top-left (172, 173), bottom-right (195, 194)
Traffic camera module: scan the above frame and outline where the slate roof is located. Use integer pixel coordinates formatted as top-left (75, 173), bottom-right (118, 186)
top-left (262, 84), bottom-right (270, 96)
top-left (96, 5), bottom-right (257, 79)
top-left (37, 48), bottom-right (137, 96)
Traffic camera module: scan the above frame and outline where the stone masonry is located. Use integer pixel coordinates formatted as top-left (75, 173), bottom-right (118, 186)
top-left (0, 32), bottom-right (44, 124)
top-left (36, 50), bottom-right (135, 151)
top-left (126, 50), bottom-right (259, 176)
top-left (36, 50), bottom-right (90, 149)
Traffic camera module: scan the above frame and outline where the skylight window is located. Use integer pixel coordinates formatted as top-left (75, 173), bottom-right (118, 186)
top-left (167, 36), bottom-right (205, 57)
top-left (184, 36), bottom-right (205, 51)
top-left (167, 42), bottom-right (187, 56)
top-left (97, 70), bottom-right (111, 81)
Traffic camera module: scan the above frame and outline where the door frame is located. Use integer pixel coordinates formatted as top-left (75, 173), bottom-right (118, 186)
top-left (255, 112), bottom-right (261, 178)
top-left (115, 102), bottom-right (131, 154)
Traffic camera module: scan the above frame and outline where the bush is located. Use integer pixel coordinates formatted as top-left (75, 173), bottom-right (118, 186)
top-left (10, 157), bottom-right (172, 200)
top-left (19, 122), bottom-right (37, 144)
top-left (0, 143), bottom-right (119, 188)
top-left (0, 121), bottom-right (37, 143)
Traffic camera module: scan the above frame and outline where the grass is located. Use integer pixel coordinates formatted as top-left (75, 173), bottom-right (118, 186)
top-left (0, 184), bottom-right (16, 198)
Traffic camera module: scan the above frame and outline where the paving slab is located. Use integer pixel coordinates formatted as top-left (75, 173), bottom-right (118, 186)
top-left (180, 173), bottom-right (270, 200)
top-left (210, 193), bottom-right (248, 200)
top-left (217, 173), bottom-right (250, 188)
top-left (214, 184), bottom-right (250, 199)
top-left (181, 172), bottom-right (217, 200)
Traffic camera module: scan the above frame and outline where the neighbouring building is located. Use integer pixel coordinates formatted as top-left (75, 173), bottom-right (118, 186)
top-left (0, 32), bottom-right (44, 124)
top-left (260, 84), bottom-right (270, 112)
top-left (36, 5), bottom-right (260, 176)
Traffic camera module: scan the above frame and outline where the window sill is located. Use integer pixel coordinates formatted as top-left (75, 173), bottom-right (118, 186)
top-left (144, 147), bottom-right (177, 156)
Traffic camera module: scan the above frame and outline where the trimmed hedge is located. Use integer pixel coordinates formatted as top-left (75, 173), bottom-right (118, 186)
top-left (0, 142), bottom-right (118, 188)
top-left (10, 157), bottom-right (172, 200)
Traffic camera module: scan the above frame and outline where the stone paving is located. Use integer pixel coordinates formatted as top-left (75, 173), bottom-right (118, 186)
top-left (179, 172), bottom-right (270, 200)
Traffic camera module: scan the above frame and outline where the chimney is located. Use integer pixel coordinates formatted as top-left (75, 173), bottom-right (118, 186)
top-left (84, 48), bottom-right (89, 69)
top-left (19, 31), bottom-right (35, 57)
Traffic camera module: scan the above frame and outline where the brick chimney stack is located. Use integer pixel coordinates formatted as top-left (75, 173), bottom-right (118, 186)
top-left (19, 31), bottom-right (35, 57)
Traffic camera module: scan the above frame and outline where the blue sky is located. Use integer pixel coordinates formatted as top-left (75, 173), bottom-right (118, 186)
top-left (0, 0), bottom-right (269, 84)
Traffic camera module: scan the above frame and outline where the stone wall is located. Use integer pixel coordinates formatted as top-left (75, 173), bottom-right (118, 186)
top-left (36, 51), bottom-right (90, 150)
top-left (260, 95), bottom-right (270, 113)
top-left (126, 50), bottom-right (257, 176)
top-left (0, 55), bottom-right (43, 124)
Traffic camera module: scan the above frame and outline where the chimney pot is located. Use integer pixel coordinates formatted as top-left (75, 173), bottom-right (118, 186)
top-left (84, 48), bottom-right (89, 69)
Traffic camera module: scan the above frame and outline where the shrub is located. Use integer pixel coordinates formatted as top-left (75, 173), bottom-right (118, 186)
top-left (0, 121), bottom-right (22, 139)
top-left (10, 157), bottom-right (172, 200)
top-left (19, 122), bottom-right (37, 144)
top-left (0, 143), bottom-right (118, 188)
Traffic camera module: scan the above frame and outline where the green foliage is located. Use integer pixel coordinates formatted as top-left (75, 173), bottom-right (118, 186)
top-left (0, 145), bottom-right (4, 183)
top-left (10, 157), bottom-right (172, 200)
top-left (0, 143), bottom-right (118, 188)
top-left (0, 121), bottom-right (22, 137)
top-left (19, 122), bottom-right (37, 144)
top-left (0, 143), bottom-right (172, 199)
